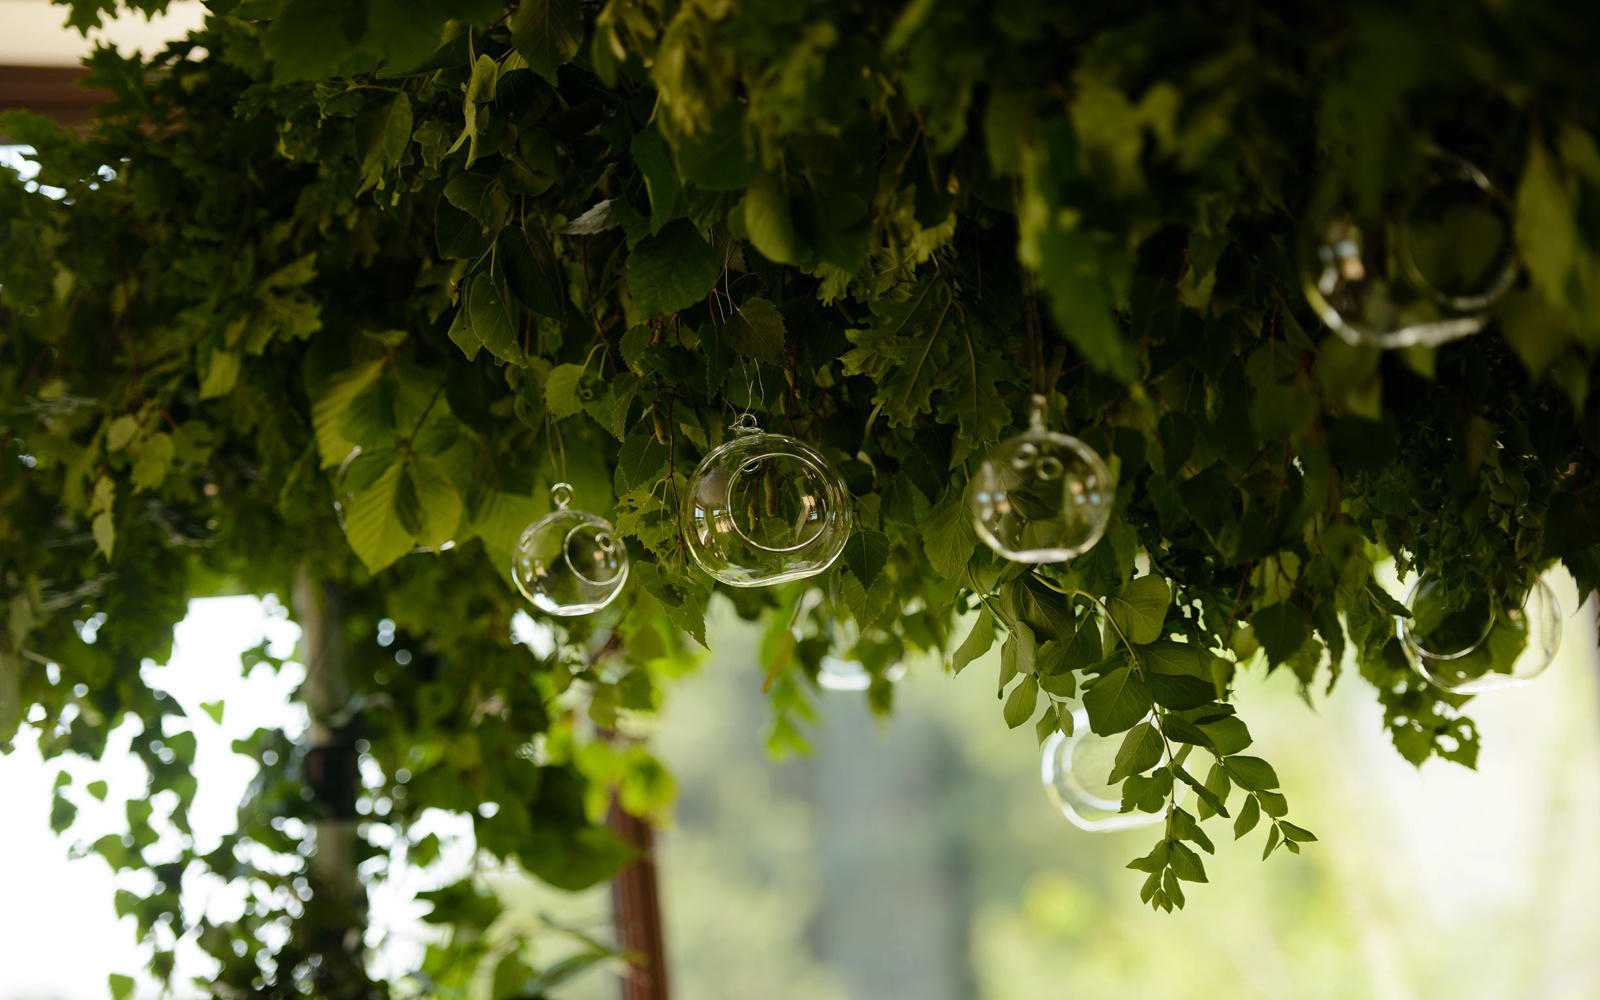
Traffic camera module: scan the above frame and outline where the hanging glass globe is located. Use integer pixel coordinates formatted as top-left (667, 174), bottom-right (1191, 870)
top-left (1041, 709), bottom-right (1171, 832)
top-left (682, 414), bottom-right (852, 587)
top-left (972, 394), bottom-right (1113, 563)
top-left (1301, 155), bottom-right (1518, 348)
top-left (1399, 571), bottom-right (1562, 694)
top-left (511, 483), bottom-right (629, 616)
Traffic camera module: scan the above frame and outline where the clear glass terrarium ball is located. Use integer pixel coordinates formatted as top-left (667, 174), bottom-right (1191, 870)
top-left (511, 484), bottom-right (629, 616)
top-left (972, 397), bottom-right (1113, 563)
top-left (682, 415), bottom-right (852, 587)
top-left (1400, 572), bottom-right (1562, 694)
top-left (1301, 156), bottom-right (1518, 349)
top-left (1041, 709), bottom-right (1170, 832)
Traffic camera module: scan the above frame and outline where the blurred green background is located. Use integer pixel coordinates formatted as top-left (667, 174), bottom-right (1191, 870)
top-left (494, 581), bottom-right (1600, 1000)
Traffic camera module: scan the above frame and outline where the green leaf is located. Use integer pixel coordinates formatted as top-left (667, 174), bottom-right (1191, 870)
top-left (409, 458), bottom-right (463, 549)
top-left (1256, 789), bottom-right (1289, 817)
top-left (1197, 763), bottom-right (1229, 821)
top-left (631, 126), bottom-right (679, 232)
top-left (999, 621), bottom-right (1035, 691)
top-left (1035, 704), bottom-right (1061, 744)
top-left (358, 92), bottom-right (411, 191)
top-left (743, 173), bottom-right (804, 264)
top-left (526, 950), bottom-right (614, 993)
top-left (1107, 575), bottom-right (1169, 644)
top-left (1108, 721), bottom-right (1163, 782)
top-left (1199, 715), bottom-right (1251, 755)
top-left (447, 303), bottom-right (480, 360)
top-left (130, 432), bottom-right (173, 492)
top-left (0, 651), bottom-right (19, 749)
top-left (499, 227), bottom-right (567, 321)
top-left (1168, 841), bottom-right (1208, 883)
top-left (626, 219), bottom-right (720, 318)
top-left (343, 460), bottom-right (415, 573)
top-left (309, 360), bottom-right (384, 468)
top-left (1003, 675), bottom-right (1038, 728)
top-left (1251, 602), bottom-right (1306, 665)
top-left (1262, 822), bottom-right (1282, 859)
top-left (92, 511), bottom-right (115, 560)
top-left (1169, 807), bottom-right (1215, 854)
top-left (510, 0), bottom-right (585, 84)
top-left (1233, 794), bottom-right (1261, 839)
top-left (545, 363), bottom-right (587, 419)
top-left (443, 173), bottom-right (508, 230)
top-left (109, 974), bottom-right (136, 1000)
top-left (950, 608), bottom-right (996, 674)
top-left (1082, 663), bottom-right (1152, 736)
top-left (199, 348), bottom-right (242, 400)
top-left (1139, 640), bottom-right (1206, 677)
top-left (1021, 134), bottom-right (1135, 379)
top-left (467, 273), bottom-right (523, 365)
top-left (436, 198), bottom-right (494, 259)
top-left (107, 414), bottom-right (139, 451)
top-left (1279, 821), bottom-right (1317, 843)
top-left (1222, 755), bottom-right (1280, 791)
top-left (842, 529), bottom-right (889, 586)
top-left (923, 487), bottom-right (976, 578)
top-left (264, 0), bottom-right (352, 80)
top-left (1516, 138), bottom-right (1578, 309)
top-left (723, 297), bottom-right (787, 365)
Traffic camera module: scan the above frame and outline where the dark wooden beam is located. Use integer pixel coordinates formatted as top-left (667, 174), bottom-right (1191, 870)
top-left (0, 65), bottom-right (108, 137)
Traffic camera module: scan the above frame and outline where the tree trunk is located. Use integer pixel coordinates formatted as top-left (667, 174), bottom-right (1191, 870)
top-left (608, 796), bottom-right (669, 1000)
top-left (292, 564), bottom-right (371, 995)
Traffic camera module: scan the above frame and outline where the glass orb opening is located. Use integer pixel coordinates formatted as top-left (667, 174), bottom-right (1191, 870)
top-left (728, 453), bottom-right (831, 553)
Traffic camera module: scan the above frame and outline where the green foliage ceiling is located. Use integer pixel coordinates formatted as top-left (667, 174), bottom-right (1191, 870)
top-left (4, 0), bottom-right (1600, 992)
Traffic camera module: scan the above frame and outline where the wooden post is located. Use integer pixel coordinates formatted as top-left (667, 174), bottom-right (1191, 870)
top-left (293, 563), bottom-right (372, 996)
top-left (607, 796), bottom-right (669, 1000)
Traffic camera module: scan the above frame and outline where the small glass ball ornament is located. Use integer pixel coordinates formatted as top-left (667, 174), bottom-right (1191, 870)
top-left (1399, 572), bottom-right (1562, 694)
top-left (681, 414), bottom-right (852, 587)
top-left (1041, 709), bottom-right (1172, 832)
top-left (511, 483), bottom-right (629, 617)
top-left (1301, 155), bottom-right (1518, 349)
top-left (972, 395), bottom-right (1114, 563)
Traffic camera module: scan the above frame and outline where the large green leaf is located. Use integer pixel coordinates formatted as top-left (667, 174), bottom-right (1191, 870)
top-left (510, 0), bottom-right (585, 84)
top-left (1083, 663), bottom-right (1152, 736)
top-left (625, 220), bottom-right (720, 318)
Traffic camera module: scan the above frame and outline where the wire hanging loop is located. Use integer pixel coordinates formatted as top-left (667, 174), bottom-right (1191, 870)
top-left (731, 412), bottom-right (761, 436)
top-left (1027, 393), bottom-right (1048, 432)
top-left (550, 482), bottom-right (574, 510)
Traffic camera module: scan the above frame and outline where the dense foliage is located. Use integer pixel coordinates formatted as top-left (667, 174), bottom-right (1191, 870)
top-left (4, 0), bottom-right (1600, 993)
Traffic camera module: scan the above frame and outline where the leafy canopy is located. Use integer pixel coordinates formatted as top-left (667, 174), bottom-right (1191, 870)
top-left (4, 0), bottom-right (1600, 992)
